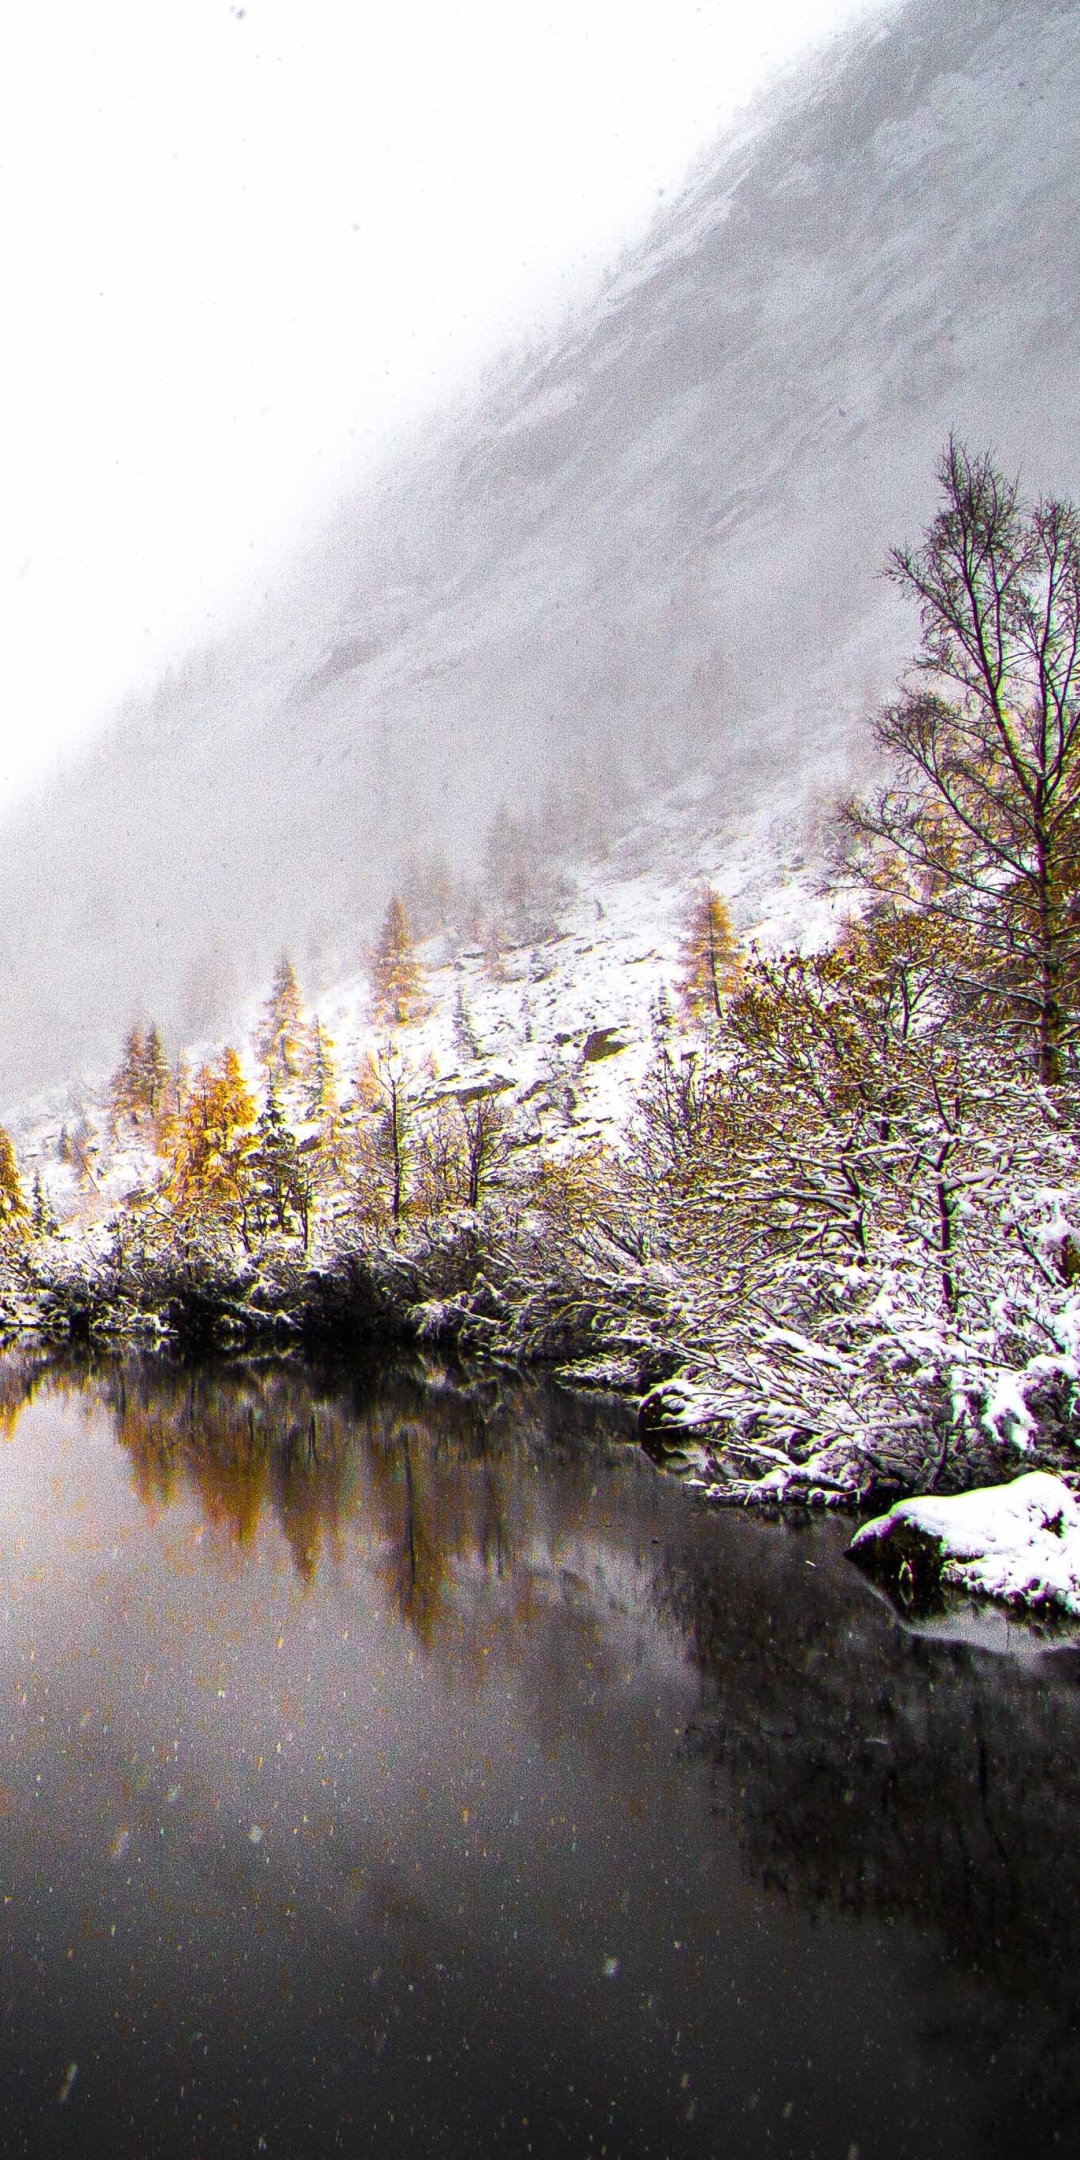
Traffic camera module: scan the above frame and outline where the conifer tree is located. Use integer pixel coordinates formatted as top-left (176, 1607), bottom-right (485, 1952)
top-left (452, 973), bottom-right (479, 1059)
top-left (70, 1115), bottom-right (100, 1189)
top-left (482, 804), bottom-right (566, 952)
top-left (31, 1171), bottom-right (56, 1239)
top-left (143, 1024), bottom-right (170, 1121)
top-left (250, 1089), bottom-right (314, 1246)
top-left (257, 953), bottom-right (310, 1086)
top-left (371, 900), bottom-right (424, 1026)
top-left (151, 1056), bottom-right (189, 1162)
top-left (109, 1019), bottom-right (171, 1137)
top-left (401, 848), bottom-right (454, 938)
top-left (306, 1017), bottom-right (338, 1118)
top-left (354, 1043), bottom-right (422, 1224)
top-left (377, 1048), bottom-right (411, 1224)
top-left (109, 1024), bottom-right (147, 1134)
top-left (164, 1047), bottom-right (257, 1236)
top-left (457, 1092), bottom-right (509, 1208)
top-left (677, 887), bottom-right (741, 1020)
top-left (0, 1129), bottom-right (29, 1239)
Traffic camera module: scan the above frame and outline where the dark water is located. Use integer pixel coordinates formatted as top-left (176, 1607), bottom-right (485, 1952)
top-left (0, 1351), bottom-right (1075, 2157)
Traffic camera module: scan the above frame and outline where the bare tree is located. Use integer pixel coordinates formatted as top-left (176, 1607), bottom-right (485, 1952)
top-left (457, 1092), bottom-right (509, 1208)
top-left (845, 439), bottom-right (1080, 1084)
top-left (367, 1043), bottom-right (414, 1225)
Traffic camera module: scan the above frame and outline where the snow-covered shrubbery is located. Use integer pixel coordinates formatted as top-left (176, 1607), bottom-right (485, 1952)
top-left (637, 440), bottom-right (1080, 1503)
top-left (3, 441), bottom-right (1080, 1512)
top-left (632, 923), bottom-right (1080, 1504)
top-left (3, 866), bottom-right (1080, 1508)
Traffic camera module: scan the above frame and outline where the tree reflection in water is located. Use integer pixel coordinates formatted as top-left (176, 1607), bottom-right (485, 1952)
top-left (18, 1350), bottom-right (639, 1674)
top-left (0, 1347), bottom-right (1076, 2152)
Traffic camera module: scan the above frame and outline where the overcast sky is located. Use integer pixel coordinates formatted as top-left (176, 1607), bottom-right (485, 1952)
top-left (0, 0), bottom-right (883, 802)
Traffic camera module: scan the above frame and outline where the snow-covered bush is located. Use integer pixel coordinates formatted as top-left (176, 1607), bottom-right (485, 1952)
top-left (631, 911), bottom-right (1080, 1499)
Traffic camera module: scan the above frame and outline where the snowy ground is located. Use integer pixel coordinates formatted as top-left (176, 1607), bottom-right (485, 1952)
top-left (6, 778), bottom-right (842, 1240)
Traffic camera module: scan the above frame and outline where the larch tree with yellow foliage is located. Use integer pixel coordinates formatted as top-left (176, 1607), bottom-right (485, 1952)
top-left (0, 1128), bottom-right (29, 1241)
top-left (677, 887), bottom-right (740, 1020)
top-left (163, 1047), bottom-right (257, 1242)
top-left (110, 1020), bottom-right (172, 1141)
top-left (844, 440), bottom-right (1080, 1086)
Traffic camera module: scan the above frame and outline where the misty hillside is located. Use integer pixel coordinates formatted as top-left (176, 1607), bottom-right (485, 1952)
top-left (4, 0), bottom-right (1079, 1097)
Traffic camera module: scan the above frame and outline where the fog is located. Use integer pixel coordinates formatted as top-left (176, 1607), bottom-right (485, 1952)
top-left (2, 0), bottom-right (1078, 1096)
top-left (2, 0), bottom-right (880, 800)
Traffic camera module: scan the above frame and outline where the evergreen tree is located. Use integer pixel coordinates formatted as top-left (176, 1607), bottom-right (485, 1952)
top-left (109, 1019), bottom-right (171, 1137)
top-left (109, 1023), bottom-right (147, 1134)
top-left (70, 1115), bottom-right (100, 1189)
top-left (457, 1092), bottom-right (510, 1208)
top-left (481, 805), bottom-right (565, 952)
top-left (371, 900), bottom-right (424, 1026)
top-left (306, 1017), bottom-right (338, 1118)
top-left (355, 1043), bottom-right (423, 1224)
top-left (250, 1089), bottom-right (314, 1246)
top-left (31, 1171), bottom-right (56, 1239)
top-left (401, 848), bottom-right (454, 938)
top-left (257, 953), bottom-right (310, 1086)
top-left (452, 972), bottom-right (479, 1059)
top-left (142, 1024), bottom-right (171, 1120)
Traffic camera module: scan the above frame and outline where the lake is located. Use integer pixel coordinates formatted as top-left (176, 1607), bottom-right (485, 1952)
top-left (0, 1349), bottom-right (1074, 2157)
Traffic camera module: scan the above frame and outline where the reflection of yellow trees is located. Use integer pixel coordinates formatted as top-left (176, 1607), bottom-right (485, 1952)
top-left (0, 1352), bottom-right (631, 1683)
top-left (351, 1390), bottom-right (624, 1703)
top-left (0, 1355), bottom-right (43, 1441)
top-left (116, 1386), bottom-right (179, 1513)
top-left (362, 1415), bottom-right (507, 1652)
top-left (104, 1365), bottom-right (355, 1572)
top-left (270, 1413), bottom-right (348, 1584)
top-left (0, 1348), bottom-right (91, 1436)
top-left (0, 1345), bottom-right (648, 1781)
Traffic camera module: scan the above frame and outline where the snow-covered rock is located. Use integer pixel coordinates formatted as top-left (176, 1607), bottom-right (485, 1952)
top-left (849, 1471), bottom-right (1080, 1622)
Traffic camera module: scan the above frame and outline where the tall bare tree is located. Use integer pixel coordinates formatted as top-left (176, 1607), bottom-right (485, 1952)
top-left (845, 439), bottom-right (1080, 1083)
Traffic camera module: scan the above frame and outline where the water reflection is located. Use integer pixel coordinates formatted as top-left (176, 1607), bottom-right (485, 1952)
top-left (0, 1351), bottom-right (1074, 2155)
top-left (96, 1354), bottom-right (640, 1659)
top-left (664, 1530), bottom-right (1080, 2156)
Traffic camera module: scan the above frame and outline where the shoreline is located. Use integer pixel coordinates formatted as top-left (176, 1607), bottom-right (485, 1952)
top-left (3, 1228), bottom-right (1073, 1517)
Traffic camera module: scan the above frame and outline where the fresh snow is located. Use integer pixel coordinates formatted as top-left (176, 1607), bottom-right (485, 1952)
top-left (851, 1471), bottom-right (1080, 1621)
top-left (7, 781), bottom-right (843, 1240)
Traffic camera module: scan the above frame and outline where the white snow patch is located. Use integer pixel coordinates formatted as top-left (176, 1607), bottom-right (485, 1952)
top-left (852, 1471), bottom-right (1080, 1619)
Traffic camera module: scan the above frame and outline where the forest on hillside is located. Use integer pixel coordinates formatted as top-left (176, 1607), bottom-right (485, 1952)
top-left (2, 440), bottom-right (1080, 1508)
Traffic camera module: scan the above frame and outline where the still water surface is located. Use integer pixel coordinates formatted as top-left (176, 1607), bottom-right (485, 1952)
top-left (0, 1351), bottom-right (1074, 2157)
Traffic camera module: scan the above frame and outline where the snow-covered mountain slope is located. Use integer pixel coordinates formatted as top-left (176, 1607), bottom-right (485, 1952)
top-left (3, 0), bottom-right (1079, 1096)
top-left (7, 779), bottom-right (842, 1229)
